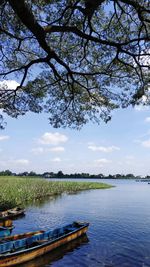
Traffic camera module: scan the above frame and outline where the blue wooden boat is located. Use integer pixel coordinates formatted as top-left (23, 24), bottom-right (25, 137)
top-left (20, 233), bottom-right (89, 267)
top-left (0, 230), bottom-right (45, 243)
top-left (0, 227), bottom-right (11, 239)
top-left (0, 207), bottom-right (25, 220)
top-left (0, 221), bottom-right (89, 266)
top-left (0, 219), bottom-right (13, 229)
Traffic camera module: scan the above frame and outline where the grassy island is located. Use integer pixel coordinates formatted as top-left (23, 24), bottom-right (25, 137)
top-left (0, 176), bottom-right (113, 210)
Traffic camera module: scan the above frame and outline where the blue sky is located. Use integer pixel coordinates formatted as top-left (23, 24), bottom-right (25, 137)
top-left (0, 3), bottom-right (149, 177)
top-left (1, 90), bottom-right (150, 176)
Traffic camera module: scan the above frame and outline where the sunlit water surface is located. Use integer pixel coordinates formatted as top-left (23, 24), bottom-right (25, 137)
top-left (13, 179), bottom-right (150, 267)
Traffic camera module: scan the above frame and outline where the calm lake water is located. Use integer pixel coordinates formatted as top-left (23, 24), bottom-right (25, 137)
top-left (13, 179), bottom-right (150, 267)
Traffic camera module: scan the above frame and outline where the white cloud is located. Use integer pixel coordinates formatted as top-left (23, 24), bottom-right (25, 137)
top-left (87, 142), bottom-right (95, 146)
top-left (0, 135), bottom-right (10, 141)
top-left (51, 157), bottom-right (61, 162)
top-left (145, 117), bottom-right (150, 123)
top-left (133, 130), bottom-right (150, 144)
top-left (88, 145), bottom-right (120, 153)
top-left (13, 159), bottom-right (29, 165)
top-left (141, 139), bottom-right (150, 148)
top-left (134, 105), bottom-right (149, 112)
top-left (94, 158), bottom-right (111, 164)
top-left (93, 158), bottom-right (112, 167)
top-left (31, 147), bottom-right (44, 154)
top-left (31, 146), bottom-right (65, 155)
top-left (39, 132), bottom-right (68, 145)
top-left (49, 146), bottom-right (65, 152)
top-left (0, 159), bottom-right (29, 166)
top-left (0, 80), bottom-right (19, 90)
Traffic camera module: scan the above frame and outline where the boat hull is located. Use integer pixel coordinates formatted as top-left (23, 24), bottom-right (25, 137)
top-left (0, 225), bottom-right (88, 266)
top-left (0, 228), bottom-right (11, 238)
top-left (0, 220), bottom-right (13, 229)
top-left (0, 208), bottom-right (25, 221)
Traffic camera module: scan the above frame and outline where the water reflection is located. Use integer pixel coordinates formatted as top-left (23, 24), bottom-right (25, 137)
top-left (19, 234), bottom-right (89, 267)
top-left (13, 179), bottom-right (150, 267)
top-left (26, 195), bottom-right (62, 208)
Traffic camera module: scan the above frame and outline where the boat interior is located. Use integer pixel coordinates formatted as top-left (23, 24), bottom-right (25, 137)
top-left (0, 222), bottom-right (84, 255)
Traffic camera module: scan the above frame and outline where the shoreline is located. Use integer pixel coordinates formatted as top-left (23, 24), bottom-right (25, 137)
top-left (0, 176), bottom-right (113, 210)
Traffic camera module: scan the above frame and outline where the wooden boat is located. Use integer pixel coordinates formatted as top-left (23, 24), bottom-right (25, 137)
top-left (0, 221), bottom-right (89, 266)
top-left (0, 227), bottom-right (12, 239)
top-left (20, 234), bottom-right (89, 267)
top-left (0, 230), bottom-right (44, 242)
top-left (0, 219), bottom-right (13, 229)
top-left (0, 207), bottom-right (25, 220)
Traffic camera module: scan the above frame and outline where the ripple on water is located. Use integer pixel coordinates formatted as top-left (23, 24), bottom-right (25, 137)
top-left (12, 180), bottom-right (150, 267)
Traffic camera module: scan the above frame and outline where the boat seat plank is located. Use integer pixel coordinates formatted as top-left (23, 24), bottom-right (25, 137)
top-left (13, 239), bottom-right (27, 250)
top-left (26, 236), bottom-right (38, 246)
top-left (0, 242), bottom-right (13, 253)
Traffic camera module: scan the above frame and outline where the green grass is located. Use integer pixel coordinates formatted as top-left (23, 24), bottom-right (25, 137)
top-left (0, 176), bottom-right (113, 210)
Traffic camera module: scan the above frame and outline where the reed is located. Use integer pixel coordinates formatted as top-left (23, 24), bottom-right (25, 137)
top-left (0, 176), bottom-right (112, 209)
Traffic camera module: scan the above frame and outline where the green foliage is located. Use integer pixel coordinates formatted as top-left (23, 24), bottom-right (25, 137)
top-left (0, 0), bottom-right (149, 128)
top-left (0, 176), bottom-right (112, 209)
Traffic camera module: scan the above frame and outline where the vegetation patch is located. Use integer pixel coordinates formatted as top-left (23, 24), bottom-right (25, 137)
top-left (0, 176), bottom-right (113, 210)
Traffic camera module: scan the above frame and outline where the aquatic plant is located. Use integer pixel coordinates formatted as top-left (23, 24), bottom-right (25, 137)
top-left (0, 176), bottom-right (112, 209)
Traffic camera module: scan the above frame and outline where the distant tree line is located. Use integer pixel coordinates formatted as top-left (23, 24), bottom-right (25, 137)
top-left (0, 170), bottom-right (150, 180)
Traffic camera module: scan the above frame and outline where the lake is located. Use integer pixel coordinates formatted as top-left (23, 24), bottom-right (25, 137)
top-left (13, 179), bottom-right (150, 267)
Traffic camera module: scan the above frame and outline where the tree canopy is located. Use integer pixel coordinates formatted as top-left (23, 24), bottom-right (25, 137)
top-left (0, 0), bottom-right (149, 128)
